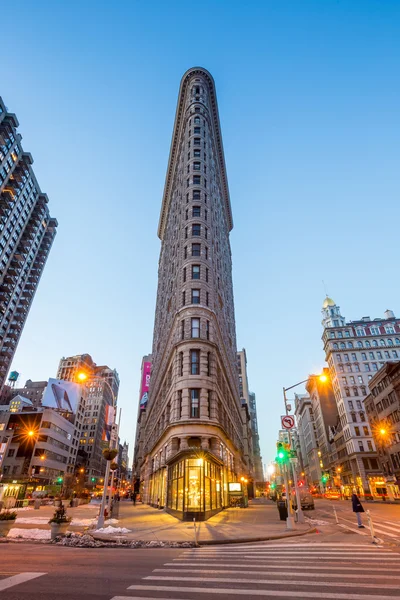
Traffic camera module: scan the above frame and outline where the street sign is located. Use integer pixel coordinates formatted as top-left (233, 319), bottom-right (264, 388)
top-left (290, 450), bottom-right (297, 458)
top-left (281, 415), bottom-right (295, 430)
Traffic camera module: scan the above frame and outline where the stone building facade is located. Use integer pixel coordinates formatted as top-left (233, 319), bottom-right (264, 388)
top-left (0, 96), bottom-right (57, 390)
top-left (138, 67), bottom-right (249, 520)
top-left (364, 362), bottom-right (400, 499)
top-left (322, 298), bottom-right (400, 497)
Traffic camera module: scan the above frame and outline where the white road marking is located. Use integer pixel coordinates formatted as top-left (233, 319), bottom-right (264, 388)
top-left (127, 585), bottom-right (400, 599)
top-left (144, 575), bottom-right (400, 590)
top-left (338, 523), bottom-right (368, 536)
top-left (373, 522), bottom-right (400, 533)
top-left (181, 552), bottom-right (399, 560)
top-left (0, 572), bottom-right (46, 592)
top-left (166, 562), bottom-right (400, 572)
top-left (186, 543), bottom-right (381, 549)
top-left (154, 568), bottom-right (400, 580)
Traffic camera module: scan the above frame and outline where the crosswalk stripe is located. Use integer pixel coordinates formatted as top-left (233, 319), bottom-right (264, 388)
top-left (338, 524), bottom-right (368, 536)
top-left (186, 543), bottom-right (382, 549)
top-left (127, 584), bottom-right (400, 599)
top-left (382, 520), bottom-right (400, 527)
top-left (0, 573), bottom-right (46, 592)
top-left (183, 550), bottom-right (390, 555)
top-left (144, 575), bottom-right (400, 590)
top-left (154, 568), bottom-right (400, 580)
top-left (369, 526), bottom-right (399, 538)
top-left (372, 522), bottom-right (400, 533)
top-left (181, 552), bottom-right (399, 559)
top-left (166, 562), bottom-right (399, 572)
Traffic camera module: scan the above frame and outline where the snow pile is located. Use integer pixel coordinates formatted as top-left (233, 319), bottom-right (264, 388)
top-left (93, 526), bottom-right (131, 535)
top-left (14, 507), bottom-right (34, 511)
top-left (305, 517), bottom-right (329, 526)
top-left (8, 528), bottom-right (51, 540)
top-left (15, 517), bottom-right (49, 524)
top-left (70, 518), bottom-right (96, 526)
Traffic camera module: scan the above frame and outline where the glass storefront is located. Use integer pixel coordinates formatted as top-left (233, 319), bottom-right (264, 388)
top-left (167, 455), bottom-right (223, 519)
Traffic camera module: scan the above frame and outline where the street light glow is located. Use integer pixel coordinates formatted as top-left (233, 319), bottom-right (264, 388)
top-left (380, 428), bottom-right (387, 435)
top-left (77, 372), bottom-right (88, 381)
top-left (319, 374), bottom-right (328, 383)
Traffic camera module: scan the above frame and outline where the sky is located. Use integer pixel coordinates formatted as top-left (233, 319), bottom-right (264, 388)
top-left (2, 0), bottom-right (400, 468)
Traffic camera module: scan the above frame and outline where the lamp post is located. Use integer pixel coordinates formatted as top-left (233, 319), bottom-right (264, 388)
top-left (76, 372), bottom-right (118, 529)
top-left (283, 373), bottom-right (328, 526)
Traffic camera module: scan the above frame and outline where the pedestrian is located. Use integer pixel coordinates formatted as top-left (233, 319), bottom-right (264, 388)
top-left (352, 492), bottom-right (365, 528)
top-left (132, 491), bottom-right (137, 506)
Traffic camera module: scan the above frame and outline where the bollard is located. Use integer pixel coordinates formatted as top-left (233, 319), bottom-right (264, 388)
top-left (333, 505), bottom-right (339, 524)
top-left (193, 517), bottom-right (199, 546)
top-left (366, 510), bottom-right (378, 544)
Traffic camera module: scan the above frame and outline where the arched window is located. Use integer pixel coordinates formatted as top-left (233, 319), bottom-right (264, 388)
top-left (340, 342), bottom-right (345, 349)
top-left (348, 342), bottom-right (354, 348)
top-left (353, 387), bottom-right (359, 396)
top-left (345, 387), bottom-right (350, 397)
top-left (395, 338), bottom-right (400, 345)
top-left (388, 339), bottom-right (394, 346)
top-left (380, 339), bottom-right (386, 347)
top-left (333, 343), bottom-right (338, 349)
top-left (357, 341), bottom-right (363, 348)
top-left (365, 340), bottom-right (371, 348)
top-left (372, 340), bottom-right (378, 347)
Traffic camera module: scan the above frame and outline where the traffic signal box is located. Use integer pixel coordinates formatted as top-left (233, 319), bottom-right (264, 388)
top-left (276, 442), bottom-right (290, 464)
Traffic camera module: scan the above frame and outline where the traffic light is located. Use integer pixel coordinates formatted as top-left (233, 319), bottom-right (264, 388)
top-left (57, 476), bottom-right (63, 483)
top-left (270, 482), bottom-right (276, 489)
top-left (91, 477), bottom-right (96, 482)
top-left (276, 442), bottom-right (289, 464)
top-left (321, 473), bottom-right (329, 483)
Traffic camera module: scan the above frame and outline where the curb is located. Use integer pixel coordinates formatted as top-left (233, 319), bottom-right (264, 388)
top-left (92, 527), bottom-right (317, 546)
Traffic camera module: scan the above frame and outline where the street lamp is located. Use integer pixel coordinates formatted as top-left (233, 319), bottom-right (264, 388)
top-left (283, 372), bottom-right (329, 526)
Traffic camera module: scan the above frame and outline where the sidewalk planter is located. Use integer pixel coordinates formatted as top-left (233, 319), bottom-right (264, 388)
top-left (0, 510), bottom-right (17, 537)
top-left (50, 521), bottom-right (69, 540)
top-left (49, 504), bottom-right (71, 540)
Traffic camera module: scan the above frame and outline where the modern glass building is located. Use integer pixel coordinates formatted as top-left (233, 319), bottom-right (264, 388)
top-left (0, 97), bottom-right (57, 390)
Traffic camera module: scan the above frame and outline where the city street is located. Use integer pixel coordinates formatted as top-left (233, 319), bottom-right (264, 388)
top-left (2, 537), bottom-right (400, 599)
top-left (312, 498), bottom-right (400, 542)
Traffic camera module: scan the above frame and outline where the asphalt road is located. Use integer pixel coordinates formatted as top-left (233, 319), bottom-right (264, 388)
top-left (2, 538), bottom-right (400, 600)
top-left (0, 545), bottom-right (180, 600)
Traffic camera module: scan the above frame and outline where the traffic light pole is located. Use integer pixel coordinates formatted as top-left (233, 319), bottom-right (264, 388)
top-left (283, 387), bottom-right (305, 525)
top-left (283, 461), bottom-right (295, 530)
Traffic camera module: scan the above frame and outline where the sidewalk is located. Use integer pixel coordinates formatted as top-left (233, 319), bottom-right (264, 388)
top-left (5, 498), bottom-right (314, 544)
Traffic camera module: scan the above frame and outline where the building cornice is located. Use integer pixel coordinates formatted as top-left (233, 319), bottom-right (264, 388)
top-left (157, 67), bottom-right (233, 240)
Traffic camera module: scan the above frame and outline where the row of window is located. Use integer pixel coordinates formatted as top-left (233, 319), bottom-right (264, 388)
top-left (177, 350), bottom-right (212, 376)
top-left (183, 264), bottom-right (209, 282)
top-left (187, 162), bottom-right (206, 174)
top-left (181, 317), bottom-right (210, 340)
top-left (342, 375), bottom-right (366, 387)
top-left (177, 388), bottom-right (211, 419)
top-left (186, 189), bottom-right (207, 203)
top-left (182, 288), bottom-right (209, 307)
top-left (185, 223), bottom-right (208, 239)
top-left (184, 243), bottom-right (208, 259)
top-left (185, 206), bottom-right (207, 220)
top-left (332, 338), bottom-right (400, 349)
top-left (329, 325), bottom-right (397, 338)
top-left (337, 350), bottom-right (398, 362)
top-left (187, 175), bottom-right (207, 188)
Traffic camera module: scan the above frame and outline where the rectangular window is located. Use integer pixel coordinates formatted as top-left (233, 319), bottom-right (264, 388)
top-left (206, 291), bottom-right (209, 306)
top-left (192, 223), bottom-right (201, 236)
top-left (205, 227), bottom-right (208, 239)
top-left (193, 189), bottom-right (201, 200)
top-left (192, 206), bottom-right (201, 217)
top-left (206, 268), bottom-right (209, 282)
top-left (182, 291), bottom-right (186, 306)
top-left (184, 246), bottom-right (187, 259)
top-left (206, 320), bottom-right (210, 340)
top-left (194, 127), bottom-right (201, 134)
top-left (183, 267), bottom-right (186, 282)
top-left (194, 149), bottom-right (201, 157)
top-left (191, 318), bottom-right (200, 338)
top-left (191, 289), bottom-right (200, 304)
top-left (205, 246), bottom-right (208, 259)
top-left (208, 390), bottom-right (211, 417)
top-left (185, 227), bottom-right (188, 239)
top-left (358, 441), bottom-right (365, 452)
top-left (181, 320), bottom-right (185, 340)
top-left (363, 426), bottom-right (369, 436)
top-left (190, 389), bottom-right (200, 418)
top-left (193, 175), bottom-right (201, 185)
top-left (192, 265), bottom-right (200, 279)
top-left (354, 426), bottom-right (360, 436)
top-left (192, 243), bottom-right (201, 256)
top-left (367, 440), bottom-right (373, 451)
top-left (348, 400), bottom-right (354, 409)
top-left (205, 209), bottom-right (208, 221)
top-left (194, 138), bottom-right (201, 146)
top-left (178, 390), bottom-right (182, 418)
top-left (193, 162), bottom-right (201, 171)
top-left (190, 350), bottom-right (200, 375)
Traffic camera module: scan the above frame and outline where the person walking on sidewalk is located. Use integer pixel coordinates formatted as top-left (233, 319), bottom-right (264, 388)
top-left (352, 492), bottom-right (365, 528)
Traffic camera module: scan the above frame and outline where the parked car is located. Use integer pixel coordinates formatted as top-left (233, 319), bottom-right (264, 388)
top-left (292, 487), bottom-right (315, 510)
top-left (324, 491), bottom-right (341, 500)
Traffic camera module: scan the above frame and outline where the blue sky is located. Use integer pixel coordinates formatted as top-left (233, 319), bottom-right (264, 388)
top-left (2, 0), bottom-right (400, 468)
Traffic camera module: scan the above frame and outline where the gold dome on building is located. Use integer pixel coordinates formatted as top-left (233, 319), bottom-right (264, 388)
top-left (323, 296), bottom-right (335, 308)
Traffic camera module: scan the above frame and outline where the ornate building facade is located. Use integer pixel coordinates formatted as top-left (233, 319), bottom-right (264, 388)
top-left (322, 298), bottom-right (400, 497)
top-left (138, 68), bottom-right (249, 520)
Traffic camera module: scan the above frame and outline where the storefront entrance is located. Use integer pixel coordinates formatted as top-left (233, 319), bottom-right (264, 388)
top-left (166, 451), bottom-right (224, 521)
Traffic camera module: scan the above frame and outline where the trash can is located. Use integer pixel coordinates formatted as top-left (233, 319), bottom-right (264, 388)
top-left (277, 500), bottom-right (288, 521)
top-left (34, 499), bottom-right (41, 510)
